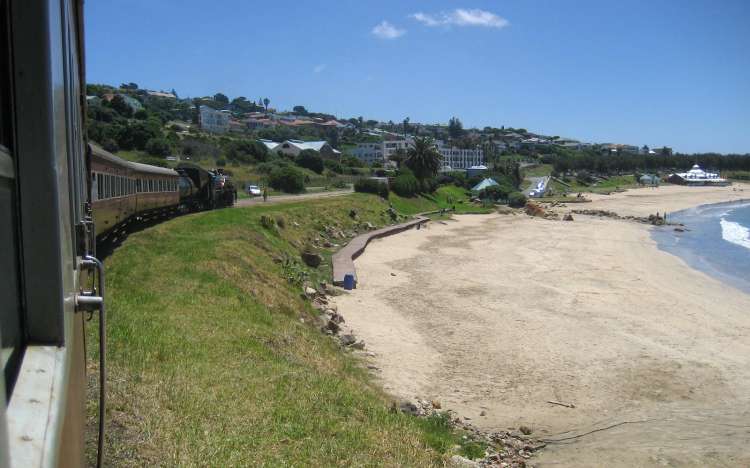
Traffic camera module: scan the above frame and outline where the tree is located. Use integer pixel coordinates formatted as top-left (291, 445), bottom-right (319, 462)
top-left (404, 136), bottom-right (441, 180)
top-left (293, 105), bottom-right (308, 114)
top-left (145, 138), bottom-right (171, 157)
top-left (403, 117), bottom-right (410, 135)
top-left (268, 166), bottom-right (305, 193)
top-left (448, 116), bottom-right (464, 139)
top-left (214, 93), bottom-right (229, 105)
top-left (120, 82), bottom-right (138, 90)
top-left (110, 95), bottom-right (133, 117)
top-left (295, 149), bottom-right (324, 174)
top-left (263, 97), bottom-right (270, 112)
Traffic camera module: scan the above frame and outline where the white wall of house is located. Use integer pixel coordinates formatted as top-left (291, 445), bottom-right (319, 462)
top-left (199, 105), bottom-right (230, 133)
top-left (436, 141), bottom-right (484, 170)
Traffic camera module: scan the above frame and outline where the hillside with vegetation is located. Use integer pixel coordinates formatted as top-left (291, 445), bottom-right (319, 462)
top-left (86, 194), bottom-right (490, 466)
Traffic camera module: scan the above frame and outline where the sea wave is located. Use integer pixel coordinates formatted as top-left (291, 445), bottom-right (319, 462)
top-left (720, 218), bottom-right (750, 250)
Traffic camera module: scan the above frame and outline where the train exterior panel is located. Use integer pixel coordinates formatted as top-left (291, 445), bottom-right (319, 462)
top-left (91, 145), bottom-right (180, 238)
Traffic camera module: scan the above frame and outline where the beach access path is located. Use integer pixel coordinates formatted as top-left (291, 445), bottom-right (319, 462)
top-left (333, 183), bottom-right (750, 467)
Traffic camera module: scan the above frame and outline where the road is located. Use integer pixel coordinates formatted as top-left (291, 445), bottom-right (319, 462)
top-left (234, 188), bottom-right (353, 207)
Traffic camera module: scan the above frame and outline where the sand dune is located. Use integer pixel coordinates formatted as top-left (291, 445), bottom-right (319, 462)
top-left (333, 184), bottom-right (750, 467)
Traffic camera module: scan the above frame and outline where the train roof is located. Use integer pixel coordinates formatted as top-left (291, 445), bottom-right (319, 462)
top-left (90, 143), bottom-right (179, 177)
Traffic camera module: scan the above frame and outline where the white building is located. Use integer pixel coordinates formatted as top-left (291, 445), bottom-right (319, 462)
top-left (668, 165), bottom-right (728, 186)
top-left (350, 143), bottom-right (383, 165)
top-left (436, 140), bottom-right (484, 170)
top-left (199, 105), bottom-right (230, 133)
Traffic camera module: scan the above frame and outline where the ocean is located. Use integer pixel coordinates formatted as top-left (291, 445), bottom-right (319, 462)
top-left (653, 200), bottom-right (750, 294)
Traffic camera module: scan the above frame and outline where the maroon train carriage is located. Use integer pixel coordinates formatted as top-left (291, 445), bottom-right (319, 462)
top-left (90, 144), bottom-right (180, 239)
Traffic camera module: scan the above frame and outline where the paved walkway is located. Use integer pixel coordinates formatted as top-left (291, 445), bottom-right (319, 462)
top-left (235, 188), bottom-right (353, 207)
top-left (332, 216), bottom-right (429, 287)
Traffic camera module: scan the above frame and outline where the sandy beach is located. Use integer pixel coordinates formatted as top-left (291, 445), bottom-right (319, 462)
top-left (333, 184), bottom-right (750, 467)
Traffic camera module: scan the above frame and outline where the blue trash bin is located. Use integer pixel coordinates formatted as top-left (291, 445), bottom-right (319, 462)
top-left (343, 274), bottom-right (355, 290)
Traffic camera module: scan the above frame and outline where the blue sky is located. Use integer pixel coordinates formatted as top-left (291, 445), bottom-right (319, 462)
top-left (85, 0), bottom-right (750, 154)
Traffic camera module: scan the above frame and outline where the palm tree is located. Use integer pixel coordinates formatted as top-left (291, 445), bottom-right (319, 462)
top-left (405, 136), bottom-right (441, 180)
top-left (263, 97), bottom-right (270, 113)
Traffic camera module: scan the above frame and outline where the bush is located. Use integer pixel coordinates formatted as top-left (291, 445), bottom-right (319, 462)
top-left (268, 166), bottom-right (305, 193)
top-left (145, 137), bottom-right (171, 157)
top-left (101, 138), bottom-right (119, 153)
top-left (295, 149), bottom-right (324, 174)
top-left (479, 185), bottom-right (510, 202)
top-left (419, 177), bottom-right (438, 194)
top-left (216, 159), bottom-right (226, 167)
top-left (392, 171), bottom-right (419, 197)
top-left (508, 191), bottom-right (527, 208)
top-left (354, 178), bottom-right (388, 199)
top-left (324, 159), bottom-right (344, 174)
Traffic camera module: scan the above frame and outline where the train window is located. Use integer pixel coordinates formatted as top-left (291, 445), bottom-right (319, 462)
top-left (1, 0), bottom-right (25, 395)
top-left (92, 173), bottom-right (98, 201)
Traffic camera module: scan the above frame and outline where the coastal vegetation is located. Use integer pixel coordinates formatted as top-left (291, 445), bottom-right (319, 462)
top-left (86, 194), bottom-right (487, 465)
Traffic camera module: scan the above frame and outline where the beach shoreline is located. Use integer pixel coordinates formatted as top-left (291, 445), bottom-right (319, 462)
top-left (333, 183), bottom-right (750, 467)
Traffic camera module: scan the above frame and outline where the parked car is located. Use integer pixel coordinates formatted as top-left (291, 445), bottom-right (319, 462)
top-left (246, 184), bottom-right (261, 196)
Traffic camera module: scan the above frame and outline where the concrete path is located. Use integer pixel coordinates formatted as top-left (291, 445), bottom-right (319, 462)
top-left (332, 216), bottom-right (429, 287)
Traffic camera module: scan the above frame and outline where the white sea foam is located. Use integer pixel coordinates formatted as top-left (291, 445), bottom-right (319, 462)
top-left (720, 218), bottom-right (750, 250)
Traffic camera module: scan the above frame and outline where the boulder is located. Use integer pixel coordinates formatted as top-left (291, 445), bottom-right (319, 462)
top-left (301, 251), bottom-right (323, 268)
top-left (339, 334), bottom-right (356, 346)
top-left (563, 213), bottom-right (574, 221)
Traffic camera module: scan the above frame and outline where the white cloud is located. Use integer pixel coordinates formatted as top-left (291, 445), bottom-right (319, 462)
top-left (372, 20), bottom-right (406, 39)
top-left (313, 64), bottom-right (326, 73)
top-left (410, 9), bottom-right (509, 29)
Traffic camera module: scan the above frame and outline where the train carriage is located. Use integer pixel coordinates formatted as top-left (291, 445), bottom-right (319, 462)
top-left (90, 144), bottom-right (180, 239)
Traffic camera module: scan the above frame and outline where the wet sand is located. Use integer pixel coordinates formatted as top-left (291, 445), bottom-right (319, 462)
top-left (334, 184), bottom-right (750, 467)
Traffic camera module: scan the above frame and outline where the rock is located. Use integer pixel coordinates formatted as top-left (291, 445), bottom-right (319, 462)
top-left (674, 227), bottom-right (684, 232)
top-left (563, 213), bottom-right (574, 221)
top-left (519, 425), bottom-right (533, 435)
top-left (339, 334), bottom-right (356, 346)
top-left (351, 340), bottom-right (366, 350)
top-left (323, 241), bottom-right (333, 248)
top-left (390, 272), bottom-right (397, 276)
top-left (399, 401), bottom-right (420, 416)
top-left (367, 364), bottom-right (379, 370)
top-left (301, 251), bottom-right (323, 268)
top-left (364, 221), bottom-right (375, 230)
top-left (431, 400), bottom-right (442, 409)
top-left (449, 455), bottom-right (480, 467)
top-left (324, 320), bottom-right (340, 334)
top-left (305, 286), bottom-right (318, 296)
top-left (480, 410), bottom-right (486, 416)
top-left (329, 312), bottom-right (345, 324)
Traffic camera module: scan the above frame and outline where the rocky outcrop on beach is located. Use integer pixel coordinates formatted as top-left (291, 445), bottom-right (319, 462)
top-left (571, 209), bottom-right (675, 226)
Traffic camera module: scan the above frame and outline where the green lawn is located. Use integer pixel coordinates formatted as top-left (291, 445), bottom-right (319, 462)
top-left (522, 163), bottom-right (553, 178)
top-left (388, 185), bottom-right (492, 216)
top-left (87, 193), bottom-right (483, 466)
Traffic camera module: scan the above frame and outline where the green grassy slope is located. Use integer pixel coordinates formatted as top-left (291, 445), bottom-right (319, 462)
top-left (87, 194), bottom-right (481, 466)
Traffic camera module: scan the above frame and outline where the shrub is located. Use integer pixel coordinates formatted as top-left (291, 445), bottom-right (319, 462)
top-left (101, 138), bottom-right (119, 153)
top-left (145, 137), bottom-right (171, 157)
top-left (508, 191), bottom-right (527, 208)
top-left (260, 214), bottom-right (276, 230)
top-left (216, 158), bottom-right (226, 167)
top-left (268, 166), bottom-right (305, 193)
top-left (479, 185), bottom-right (510, 201)
top-left (419, 177), bottom-right (438, 194)
top-left (354, 178), bottom-right (389, 199)
top-left (392, 171), bottom-right (419, 197)
top-left (323, 159), bottom-right (344, 174)
top-left (295, 149), bottom-right (324, 174)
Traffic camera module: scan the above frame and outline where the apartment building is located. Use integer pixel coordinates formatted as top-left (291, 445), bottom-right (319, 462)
top-left (199, 105), bottom-right (231, 133)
